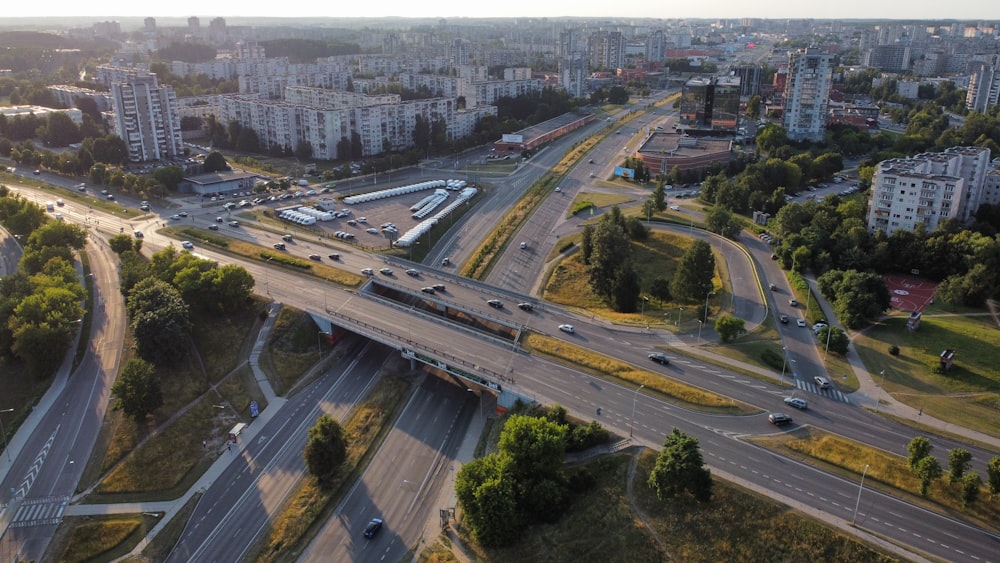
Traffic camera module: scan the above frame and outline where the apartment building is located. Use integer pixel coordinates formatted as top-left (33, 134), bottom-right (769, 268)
top-left (679, 76), bottom-right (741, 130)
top-left (867, 146), bottom-right (992, 236)
top-left (782, 48), bottom-right (834, 142)
top-left (109, 70), bottom-right (184, 162)
top-left (966, 61), bottom-right (1000, 113)
top-left (47, 85), bottom-right (113, 112)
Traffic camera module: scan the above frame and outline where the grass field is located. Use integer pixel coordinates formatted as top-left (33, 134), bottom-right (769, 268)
top-left (851, 313), bottom-right (1000, 437)
top-left (261, 306), bottom-right (326, 395)
top-left (49, 513), bottom-right (160, 563)
top-left (565, 191), bottom-right (636, 217)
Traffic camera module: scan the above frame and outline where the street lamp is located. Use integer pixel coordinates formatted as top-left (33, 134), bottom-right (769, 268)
top-left (703, 291), bottom-right (716, 322)
top-left (875, 370), bottom-right (886, 413)
top-left (0, 408), bottom-right (13, 463)
top-left (630, 384), bottom-right (645, 438)
top-left (697, 319), bottom-right (704, 344)
top-left (676, 307), bottom-right (683, 326)
top-left (640, 295), bottom-right (648, 318)
top-left (317, 331), bottom-right (331, 359)
top-left (852, 464), bottom-right (871, 525)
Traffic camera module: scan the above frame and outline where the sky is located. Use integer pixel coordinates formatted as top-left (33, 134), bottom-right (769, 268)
top-left (2, 0), bottom-right (999, 21)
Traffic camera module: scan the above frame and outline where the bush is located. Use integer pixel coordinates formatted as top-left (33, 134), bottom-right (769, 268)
top-left (889, 344), bottom-right (900, 356)
top-left (566, 420), bottom-right (611, 452)
top-left (761, 348), bottom-right (785, 371)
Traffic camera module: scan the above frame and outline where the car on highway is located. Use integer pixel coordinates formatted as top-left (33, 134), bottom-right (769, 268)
top-left (179, 212), bottom-right (188, 218)
top-left (779, 314), bottom-right (788, 324)
top-left (441, 257), bottom-right (451, 266)
top-left (648, 352), bottom-right (669, 365)
top-left (208, 224), bottom-right (219, 230)
top-left (133, 231), bottom-right (144, 238)
top-left (813, 323), bottom-right (828, 333)
top-left (229, 221), bottom-right (240, 227)
top-left (379, 267), bottom-right (393, 276)
top-left (789, 299), bottom-right (798, 307)
top-left (769, 283), bottom-right (777, 291)
top-left (814, 376), bottom-right (831, 389)
top-left (405, 269), bottom-right (420, 277)
top-left (357, 217), bottom-right (367, 223)
top-left (796, 318), bottom-right (807, 327)
top-left (420, 287), bottom-right (436, 294)
top-left (170, 214), bottom-right (182, 220)
top-left (517, 302), bottom-right (534, 311)
top-left (487, 299), bottom-right (503, 309)
top-left (33, 169), bottom-right (40, 175)
top-left (363, 517), bottom-right (383, 539)
top-left (308, 254), bottom-right (321, 261)
top-left (273, 243), bottom-right (286, 250)
top-left (361, 268), bottom-right (374, 276)
top-left (555, 186), bottom-right (561, 192)
top-left (366, 228), bottom-right (379, 234)
top-left (328, 253), bottom-right (340, 260)
top-left (282, 234), bottom-right (293, 242)
top-left (669, 205), bottom-right (681, 211)
top-left (768, 412), bottom-right (793, 426)
top-left (216, 216), bottom-right (224, 222)
top-left (181, 241), bottom-right (194, 249)
top-left (432, 284), bottom-right (446, 292)
top-left (783, 397), bottom-right (808, 410)
top-left (519, 241), bottom-right (527, 249)
top-left (590, 172), bottom-right (596, 178)
top-left (558, 324), bottom-right (575, 334)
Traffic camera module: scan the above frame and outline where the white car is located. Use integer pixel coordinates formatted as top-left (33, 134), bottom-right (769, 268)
top-left (558, 324), bottom-right (575, 334)
top-left (783, 397), bottom-right (808, 410)
top-left (669, 205), bottom-right (681, 211)
top-left (813, 323), bottom-right (829, 333)
top-left (181, 241), bottom-right (194, 249)
top-left (814, 376), bottom-right (831, 389)
top-left (361, 268), bottom-right (374, 276)
top-left (796, 319), bottom-right (807, 327)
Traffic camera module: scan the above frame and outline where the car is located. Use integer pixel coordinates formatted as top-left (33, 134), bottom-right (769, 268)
top-left (789, 299), bottom-right (799, 307)
top-left (77, 185), bottom-right (87, 192)
top-left (101, 189), bottom-right (109, 195)
top-left (648, 352), bottom-right (670, 365)
top-left (519, 242), bottom-right (527, 249)
top-left (305, 189), bottom-right (316, 196)
top-left (178, 212), bottom-right (188, 218)
top-left (106, 194), bottom-right (115, 200)
top-left (769, 283), bottom-right (777, 291)
top-left (346, 219), bottom-right (357, 226)
top-left (357, 217), bottom-right (367, 223)
top-left (216, 216), bottom-right (224, 222)
top-left (814, 376), bottom-right (831, 389)
top-left (770, 254), bottom-right (778, 260)
top-left (170, 214), bottom-right (182, 220)
top-left (139, 204), bottom-right (150, 211)
top-left (282, 234), bottom-right (293, 242)
top-left (328, 253), bottom-right (340, 260)
top-left (784, 397), bottom-right (808, 410)
top-left (363, 518), bottom-right (383, 539)
top-left (133, 231), bottom-right (144, 238)
top-left (432, 284), bottom-right (446, 292)
top-left (33, 169), bottom-right (40, 175)
top-left (555, 186), bottom-right (561, 192)
top-left (813, 323), bottom-right (828, 333)
top-left (769, 412), bottom-right (793, 426)
top-left (361, 268), bottom-right (374, 276)
top-left (207, 224), bottom-right (219, 231)
top-left (487, 299), bottom-right (504, 309)
top-left (366, 228), bottom-right (379, 234)
top-left (779, 314), bottom-right (788, 324)
top-left (181, 241), bottom-right (194, 249)
top-left (379, 267), bottom-right (393, 276)
top-left (273, 243), bottom-right (286, 250)
top-left (517, 302), bottom-right (534, 311)
top-left (420, 287), bottom-right (436, 294)
top-left (309, 254), bottom-right (321, 261)
top-left (558, 324), bottom-right (575, 334)
top-left (669, 205), bottom-right (681, 211)
top-left (229, 221), bottom-right (240, 227)
top-left (405, 269), bottom-right (420, 277)
top-left (590, 172), bottom-right (596, 178)
top-left (588, 158), bottom-right (594, 163)
top-left (441, 257), bottom-right (451, 266)
top-left (796, 319), bottom-right (807, 327)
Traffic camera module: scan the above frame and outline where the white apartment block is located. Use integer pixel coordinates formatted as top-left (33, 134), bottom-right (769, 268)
top-left (284, 87), bottom-right (400, 109)
top-left (867, 146), bottom-right (992, 236)
top-left (174, 95), bottom-right (223, 120)
top-left (985, 167), bottom-right (1000, 208)
top-left (109, 71), bottom-right (183, 162)
top-left (452, 107), bottom-right (498, 140)
top-left (782, 48), bottom-right (834, 142)
top-left (239, 72), bottom-right (352, 99)
top-left (966, 62), bottom-right (1000, 113)
top-left (0, 105), bottom-right (83, 125)
top-left (47, 85), bottom-right (113, 112)
top-left (170, 59), bottom-right (237, 81)
top-left (397, 74), bottom-right (465, 99)
top-left (559, 56), bottom-right (587, 98)
top-left (97, 63), bottom-right (149, 87)
top-left (503, 67), bottom-right (532, 81)
top-left (461, 78), bottom-right (543, 108)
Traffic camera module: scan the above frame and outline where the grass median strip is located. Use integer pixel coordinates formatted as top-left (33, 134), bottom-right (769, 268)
top-left (750, 426), bottom-right (1000, 534)
top-left (523, 333), bottom-right (756, 414)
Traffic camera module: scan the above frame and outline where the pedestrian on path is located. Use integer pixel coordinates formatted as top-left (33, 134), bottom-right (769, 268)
top-left (202, 440), bottom-right (207, 448)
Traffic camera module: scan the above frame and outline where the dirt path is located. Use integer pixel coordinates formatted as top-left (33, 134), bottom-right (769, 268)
top-left (624, 448), bottom-right (669, 557)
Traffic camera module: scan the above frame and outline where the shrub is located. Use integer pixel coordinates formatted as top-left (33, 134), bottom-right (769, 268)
top-left (889, 344), bottom-right (900, 356)
top-left (761, 348), bottom-right (785, 371)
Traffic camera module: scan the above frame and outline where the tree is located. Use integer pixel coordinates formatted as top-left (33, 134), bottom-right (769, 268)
top-left (587, 216), bottom-right (631, 300)
top-left (610, 264), bottom-right (641, 313)
top-left (111, 358), bottom-right (162, 421)
top-left (960, 472), bottom-right (982, 507)
top-left (455, 456), bottom-right (521, 547)
top-left (908, 436), bottom-right (933, 470)
top-left (202, 151), bottom-right (230, 173)
top-left (126, 278), bottom-right (191, 366)
top-left (916, 456), bottom-right (942, 496)
top-left (671, 240), bottom-right (716, 302)
top-left (648, 428), bottom-right (712, 502)
top-left (816, 326), bottom-right (849, 354)
top-left (303, 414), bottom-right (348, 487)
top-left (651, 183), bottom-right (667, 211)
top-left (580, 224), bottom-right (594, 265)
top-left (987, 456), bottom-right (1000, 497)
top-left (152, 165), bottom-right (185, 191)
top-left (948, 448), bottom-right (973, 484)
top-left (607, 86), bottom-right (629, 104)
top-left (714, 315), bottom-right (745, 342)
top-left (705, 206), bottom-right (742, 239)
top-left (497, 414), bottom-right (567, 482)
top-left (108, 233), bottom-right (139, 254)
top-left (648, 277), bottom-right (672, 302)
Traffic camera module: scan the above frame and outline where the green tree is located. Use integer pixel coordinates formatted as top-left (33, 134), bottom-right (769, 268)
top-left (498, 414), bottom-right (567, 481)
top-left (587, 216), bottom-right (631, 300)
top-left (454, 456), bottom-right (521, 547)
top-left (580, 224), bottom-right (594, 265)
top-left (948, 448), bottom-right (973, 484)
top-left (648, 428), bottom-right (713, 502)
top-left (152, 165), bottom-right (185, 191)
top-left (816, 326), bottom-right (849, 355)
top-left (817, 269), bottom-right (891, 329)
top-left (610, 263), bottom-right (641, 313)
top-left (714, 315), bottom-right (745, 342)
top-left (648, 277), bottom-right (672, 302)
top-left (108, 233), bottom-right (139, 254)
top-left (705, 205), bottom-right (742, 239)
top-left (303, 414), bottom-right (348, 487)
top-left (202, 150), bottom-right (230, 173)
top-left (651, 183), bottom-right (666, 211)
top-left (916, 456), bottom-right (943, 496)
top-left (110, 358), bottom-right (163, 421)
top-left (960, 471), bottom-right (982, 507)
top-left (987, 456), bottom-right (1000, 497)
top-left (671, 240), bottom-right (716, 302)
top-left (126, 278), bottom-right (191, 366)
top-left (908, 436), bottom-right (933, 471)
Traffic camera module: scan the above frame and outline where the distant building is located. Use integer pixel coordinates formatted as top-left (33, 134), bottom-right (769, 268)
top-left (782, 48), bottom-right (834, 142)
top-left (178, 170), bottom-right (259, 196)
top-left (635, 133), bottom-right (734, 175)
top-left (966, 62), bottom-right (1000, 113)
top-left (679, 76), bottom-right (741, 130)
top-left (863, 44), bottom-right (911, 72)
top-left (109, 70), bottom-right (184, 162)
top-left (0, 105), bottom-right (83, 125)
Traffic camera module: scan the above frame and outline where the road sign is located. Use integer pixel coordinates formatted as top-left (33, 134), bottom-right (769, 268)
top-left (249, 401), bottom-right (259, 418)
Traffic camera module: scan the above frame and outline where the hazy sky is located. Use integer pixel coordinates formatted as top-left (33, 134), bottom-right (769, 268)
top-left (3, 0), bottom-right (999, 21)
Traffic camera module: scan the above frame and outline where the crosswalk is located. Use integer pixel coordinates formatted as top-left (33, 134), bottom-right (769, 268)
top-left (794, 378), bottom-right (851, 403)
top-left (7, 496), bottom-right (69, 528)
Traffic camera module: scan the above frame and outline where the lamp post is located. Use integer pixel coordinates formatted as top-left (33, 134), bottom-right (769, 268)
top-left (852, 464), bottom-right (871, 525)
top-left (676, 307), bottom-right (683, 326)
top-left (703, 291), bottom-right (716, 322)
top-left (317, 331), bottom-right (331, 359)
top-left (640, 295), bottom-right (648, 318)
top-left (875, 370), bottom-right (886, 413)
top-left (0, 408), bottom-right (13, 463)
top-left (630, 384), bottom-right (645, 438)
top-left (780, 347), bottom-right (788, 383)
top-left (697, 319), bottom-right (704, 344)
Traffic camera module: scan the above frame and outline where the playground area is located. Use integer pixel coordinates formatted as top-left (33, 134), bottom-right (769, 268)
top-left (884, 274), bottom-right (938, 312)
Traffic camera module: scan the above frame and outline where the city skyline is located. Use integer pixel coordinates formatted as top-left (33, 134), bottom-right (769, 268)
top-left (1, 1), bottom-right (999, 22)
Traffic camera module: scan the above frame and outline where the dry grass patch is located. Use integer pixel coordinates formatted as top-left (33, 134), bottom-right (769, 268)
top-left (138, 492), bottom-right (202, 562)
top-left (261, 307), bottom-right (323, 395)
top-left (417, 533), bottom-right (462, 563)
top-left (566, 191), bottom-right (636, 217)
top-left (752, 426), bottom-right (1000, 534)
top-left (523, 332), bottom-right (756, 414)
top-left (52, 514), bottom-right (158, 563)
top-left (191, 303), bottom-right (264, 383)
top-left (254, 376), bottom-right (411, 562)
top-left (216, 364), bottom-right (268, 415)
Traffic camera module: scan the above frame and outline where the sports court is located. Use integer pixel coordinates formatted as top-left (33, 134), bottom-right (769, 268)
top-left (884, 274), bottom-right (938, 312)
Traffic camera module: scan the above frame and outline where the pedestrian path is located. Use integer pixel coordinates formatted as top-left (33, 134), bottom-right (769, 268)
top-left (7, 495), bottom-right (68, 528)
top-left (793, 378), bottom-right (851, 404)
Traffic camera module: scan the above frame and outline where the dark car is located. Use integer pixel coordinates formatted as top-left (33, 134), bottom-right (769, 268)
top-left (33, 169), bottom-right (41, 175)
top-left (421, 287), bottom-right (436, 294)
top-left (406, 268), bottom-right (420, 277)
top-left (779, 314), bottom-right (788, 324)
top-left (517, 302), bottom-right (534, 311)
top-left (363, 518), bottom-right (383, 539)
top-left (487, 299), bottom-right (503, 309)
top-left (309, 254), bottom-right (321, 261)
top-left (432, 284), bottom-right (446, 292)
top-left (328, 253), bottom-right (340, 260)
top-left (207, 224), bottom-right (219, 231)
top-left (768, 412), bottom-right (793, 426)
top-left (133, 231), bottom-right (144, 238)
top-left (648, 352), bottom-right (670, 365)
top-left (273, 243), bottom-right (286, 250)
